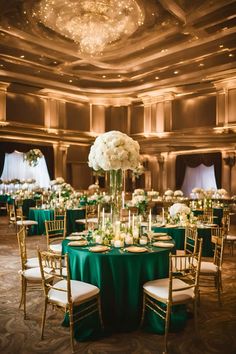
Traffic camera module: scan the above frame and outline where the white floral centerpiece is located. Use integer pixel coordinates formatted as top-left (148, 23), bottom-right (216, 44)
top-left (169, 202), bottom-right (191, 224)
top-left (88, 130), bottom-right (140, 171)
top-left (216, 188), bottom-right (228, 198)
top-left (133, 188), bottom-right (145, 196)
top-left (24, 149), bottom-right (43, 167)
top-left (88, 130), bottom-right (140, 219)
top-left (174, 190), bottom-right (184, 197)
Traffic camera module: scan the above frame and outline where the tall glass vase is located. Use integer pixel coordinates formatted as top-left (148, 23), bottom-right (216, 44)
top-left (109, 169), bottom-right (123, 223)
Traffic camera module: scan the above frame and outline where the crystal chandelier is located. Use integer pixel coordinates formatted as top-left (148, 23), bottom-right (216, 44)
top-left (35, 0), bottom-right (144, 56)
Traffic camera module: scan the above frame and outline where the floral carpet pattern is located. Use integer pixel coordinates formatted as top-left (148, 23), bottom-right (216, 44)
top-left (0, 216), bottom-right (236, 354)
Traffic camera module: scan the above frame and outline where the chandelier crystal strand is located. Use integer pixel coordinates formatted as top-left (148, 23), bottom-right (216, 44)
top-left (35, 0), bottom-right (144, 55)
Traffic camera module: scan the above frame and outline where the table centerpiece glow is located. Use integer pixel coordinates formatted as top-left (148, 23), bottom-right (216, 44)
top-left (88, 130), bottom-right (140, 220)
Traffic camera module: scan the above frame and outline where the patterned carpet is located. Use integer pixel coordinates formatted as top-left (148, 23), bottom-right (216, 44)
top-left (0, 216), bottom-right (236, 354)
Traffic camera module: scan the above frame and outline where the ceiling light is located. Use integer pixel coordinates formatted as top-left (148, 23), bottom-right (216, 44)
top-left (20, 55), bottom-right (25, 58)
top-left (102, 75), bottom-right (106, 78)
top-left (69, 79), bottom-right (73, 82)
top-left (229, 53), bottom-right (234, 57)
top-left (155, 76), bottom-right (159, 80)
top-left (35, 0), bottom-right (144, 56)
top-left (174, 71), bottom-right (179, 74)
top-left (219, 44), bottom-right (224, 48)
top-left (199, 63), bottom-right (204, 67)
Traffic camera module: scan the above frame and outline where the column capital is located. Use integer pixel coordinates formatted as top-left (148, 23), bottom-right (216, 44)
top-left (213, 77), bottom-right (236, 91)
top-left (0, 82), bottom-right (10, 92)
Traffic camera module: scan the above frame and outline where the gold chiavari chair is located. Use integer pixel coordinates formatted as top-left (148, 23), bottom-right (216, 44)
top-left (17, 227), bottom-right (46, 319)
top-left (199, 231), bottom-right (224, 305)
top-left (222, 210), bottom-right (236, 256)
top-left (38, 250), bottom-right (103, 353)
top-left (76, 204), bottom-right (99, 230)
top-left (177, 226), bottom-right (198, 256)
top-left (45, 219), bottom-right (66, 254)
top-left (140, 239), bottom-right (203, 354)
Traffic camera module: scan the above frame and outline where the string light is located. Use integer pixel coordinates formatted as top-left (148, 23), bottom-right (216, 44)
top-left (35, 0), bottom-right (144, 56)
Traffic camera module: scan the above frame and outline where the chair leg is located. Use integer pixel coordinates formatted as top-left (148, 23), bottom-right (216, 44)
top-left (41, 298), bottom-right (48, 340)
top-left (193, 298), bottom-right (199, 335)
top-left (69, 306), bottom-right (76, 353)
top-left (23, 279), bottom-right (27, 320)
top-left (97, 296), bottom-right (104, 330)
top-left (140, 292), bottom-right (146, 328)
top-left (216, 275), bottom-right (222, 306)
top-left (163, 303), bottom-right (171, 354)
top-left (19, 276), bottom-right (24, 309)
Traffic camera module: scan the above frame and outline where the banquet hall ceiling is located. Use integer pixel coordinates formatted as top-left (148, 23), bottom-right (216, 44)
top-left (0, 0), bottom-right (236, 101)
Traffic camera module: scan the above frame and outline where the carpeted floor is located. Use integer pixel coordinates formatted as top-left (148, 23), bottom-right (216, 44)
top-left (0, 215), bottom-right (236, 354)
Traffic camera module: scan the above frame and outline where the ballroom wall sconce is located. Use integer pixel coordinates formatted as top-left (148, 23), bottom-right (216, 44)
top-left (223, 153), bottom-right (236, 167)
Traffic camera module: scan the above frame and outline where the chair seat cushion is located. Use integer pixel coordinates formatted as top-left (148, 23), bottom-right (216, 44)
top-left (49, 243), bottom-right (62, 253)
top-left (19, 267), bottom-right (42, 281)
top-left (48, 279), bottom-right (99, 305)
top-left (200, 261), bottom-right (218, 273)
top-left (226, 235), bottom-right (236, 241)
top-left (143, 278), bottom-right (194, 303)
top-left (16, 220), bottom-right (38, 226)
top-left (26, 257), bottom-right (39, 269)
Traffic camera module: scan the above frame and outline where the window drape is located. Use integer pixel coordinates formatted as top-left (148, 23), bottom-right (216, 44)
top-left (0, 151), bottom-right (50, 188)
top-left (181, 164), bottom-right (217, 196)
top-left (175, 152), bottom-right (221, 190)
top-left (0, 142), bottom-right (54, 179)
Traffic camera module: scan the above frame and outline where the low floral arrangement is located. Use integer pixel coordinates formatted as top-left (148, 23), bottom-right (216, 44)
top-left (169, 203), bottom-right (191, 219)
top-left (24, 149), bottom-right (43, 167)
top-left (50, 177), bottom-right (65, 186)
top-left (174, 190), bottom-right (183, 197)
top-left (88, 130), bottom-right (140, 171)
top-left (127, 194), bottom-right (148, 216)
top-left (147, 190), bottom-right (159, 198)
top-left (133, 188), bottom-right (145, 196)
top-left (164, 189), bottom-right (174, 196)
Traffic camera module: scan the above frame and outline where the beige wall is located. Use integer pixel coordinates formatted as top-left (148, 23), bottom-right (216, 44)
top-left (1, 83), bottom-right (236, 194)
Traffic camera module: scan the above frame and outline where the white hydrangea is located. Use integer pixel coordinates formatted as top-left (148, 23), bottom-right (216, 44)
top-left (169, 203), bottom-right (191, 218)
top-left (88, 131), bottom-right (140, 171)
top-left (164, 189), bottom-right (174, 196)
top-left (174, 190), bottom-right (183, 197)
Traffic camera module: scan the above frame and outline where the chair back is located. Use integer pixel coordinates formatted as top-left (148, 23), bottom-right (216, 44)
top-left (8, 204), bottom-right (16, 223)
top-left (203, 209), bottom-right (213, 223)
top-left (184, 226), bottom-right (198, 254)
top-left (54, 208), bottom-right (67, 220)
top-left (213, 234), bottom-right (224, 270)
top-left (17, 227), bottom-right (27, 270)
top-left (211, 226), bottom-right (224, 244)
top-left (16, 207), bottom-right (24, 221)
top-left (45, 219), bottom-right (66, 247)
top-left (169, 238), bottom-right (203, 302)
top-left (38, 250), bottom-right (65, 296)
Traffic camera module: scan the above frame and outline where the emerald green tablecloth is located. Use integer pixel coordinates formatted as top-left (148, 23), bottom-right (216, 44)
top-left (21, 199), bottom-right (36, 218)
top-left (197, 227), bottom-right (214, 257)
top-left (66, 208), bottom-right (85, 234)
top-left (152, 226), bottom-right (213, 257)
top-left (28, 208), bottom-right (85, 235)
top-left (0, 194), bottom-right (14, 204)
top-left (192, 208), bottom-right (223, 226)
top-left (28, 208), bottom-right (54, 235)
top-left (62, 240), bottom-right (187, 341)
top-left (152, 226), bottom-right (185, 250)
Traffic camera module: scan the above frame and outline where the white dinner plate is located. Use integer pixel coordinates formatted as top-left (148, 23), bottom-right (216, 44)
top-left (124, 246), bottom-right (147, 253)
top-left (153, 241), bottom-right (174, 248)
top-left (68, 240), bottom-right (88, 247)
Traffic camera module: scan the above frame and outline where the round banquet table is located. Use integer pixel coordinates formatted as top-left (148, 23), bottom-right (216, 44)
top-left (28, 208), bottom-right (85, 235)
top-left (62, 239), bottom-right (187, 341)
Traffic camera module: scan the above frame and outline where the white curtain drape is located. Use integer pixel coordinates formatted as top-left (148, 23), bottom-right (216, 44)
top-left (181, 163), bottom-right (217, 196)
top-left (0, 151), bottom-right (50, 188)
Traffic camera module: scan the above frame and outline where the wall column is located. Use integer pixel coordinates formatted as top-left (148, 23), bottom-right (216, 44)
top-left (0, 82), bottom-right (9, 123)
top-left (53, 143), bottom-right (70, 180)
top-left (222, 150), bottom-right (236, 196)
